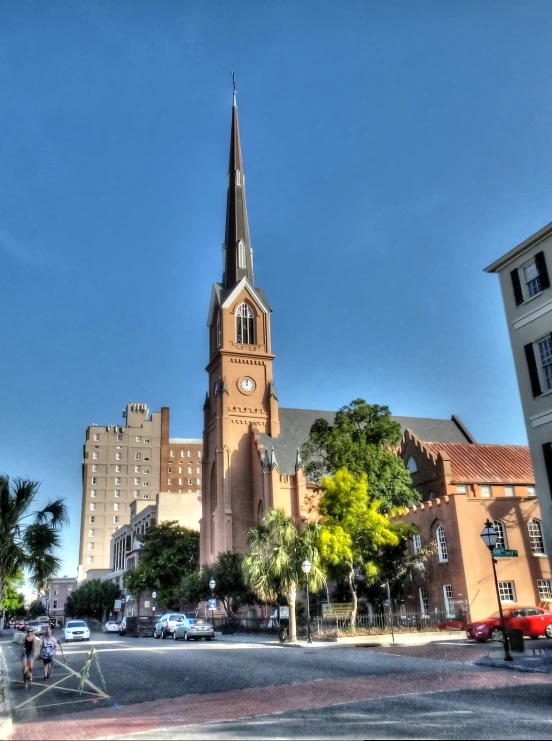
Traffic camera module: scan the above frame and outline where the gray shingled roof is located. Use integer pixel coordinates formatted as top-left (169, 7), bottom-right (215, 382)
top-left (259, 408), bottom-right (474, 475)
top-left (214, 282), bottom-right (272, 312)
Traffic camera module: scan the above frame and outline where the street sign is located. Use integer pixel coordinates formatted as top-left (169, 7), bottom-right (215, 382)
top-left (279, 606), bottom-right (289, 619)
top-left (493, 548), bottom-right (518, 557)
top-left (208, 598), bottom-right (217, 611)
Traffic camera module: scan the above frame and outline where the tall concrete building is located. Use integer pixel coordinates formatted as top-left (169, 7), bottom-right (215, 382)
top-left (485, 222), bottom-right (552, 565)
top-left (78, 402), bottom-right (166, 580)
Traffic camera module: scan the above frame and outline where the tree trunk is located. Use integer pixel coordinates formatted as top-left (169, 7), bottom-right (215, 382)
top-left (348, 567), bottom-right (357, 635)
top-left (0, 577), bottom-right (4, 632)
top-left (287, 586), bottom-right (297, 642)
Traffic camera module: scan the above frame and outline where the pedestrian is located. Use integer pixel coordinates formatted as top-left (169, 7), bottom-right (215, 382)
top-left (39, 626), bottom-right (57, 681)
top-left (21, 628), bottom-right (35, 689)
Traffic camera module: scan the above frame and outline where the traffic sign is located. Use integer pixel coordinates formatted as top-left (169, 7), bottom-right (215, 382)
top-left (208, 598), bottom-right (217, 611)
top-left (493, 548), bottom-right (518, 557)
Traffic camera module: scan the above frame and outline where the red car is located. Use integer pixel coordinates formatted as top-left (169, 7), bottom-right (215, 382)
top-left (467, 606), bottom-right (552, 642)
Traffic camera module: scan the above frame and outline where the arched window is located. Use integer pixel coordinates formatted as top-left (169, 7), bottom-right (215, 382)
top-left (429, 491), bottom-right (436, 500)
top-left (238, 239), bottom-right (246, 268)
top-left (406, 456), bottom-right (417, 473)
top-left (216, 312), bottom-right (222, 348)
top-left (436, 525), bottom-right (448, 563)
top-left (257, 499), bottom-right (264, 522)
top-left (236, 302), bottom-right (254, 344)
top-left (493, 520), bottom-right (507, 550)
top-left (528, 518), bottom-right (546, 554)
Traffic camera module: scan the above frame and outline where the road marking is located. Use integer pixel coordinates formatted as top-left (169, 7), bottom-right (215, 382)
top-left (14, 698), bottom-right (107, 712)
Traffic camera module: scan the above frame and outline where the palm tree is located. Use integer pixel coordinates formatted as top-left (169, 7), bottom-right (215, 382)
top-left (0, 475), bottom-right (68, 626)
top-left (242, 509), bottom-right (326, 643)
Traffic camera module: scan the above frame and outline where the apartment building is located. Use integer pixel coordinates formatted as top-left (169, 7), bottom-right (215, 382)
top-left (78, 402), bottom-right (166, 580)
top-left (485, 223), bottom-right (552, 564)
top-left (45, 576), bottom-right (77, 626)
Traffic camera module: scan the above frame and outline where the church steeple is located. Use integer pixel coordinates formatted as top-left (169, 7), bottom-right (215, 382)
top-left (223, 74), bottom-right (254, 289)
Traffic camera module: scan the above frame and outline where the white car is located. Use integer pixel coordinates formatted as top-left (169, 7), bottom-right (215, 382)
top-left (64, 620), bottom-right (90, 642)
top-left (103, 621), bottom-right (120, 633)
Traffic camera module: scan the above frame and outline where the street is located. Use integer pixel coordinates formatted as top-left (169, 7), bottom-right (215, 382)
top-left (3, 630), bottom-right (552, 740)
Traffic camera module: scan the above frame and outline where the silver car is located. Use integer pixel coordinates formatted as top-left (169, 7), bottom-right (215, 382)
top-left (173, 617), bottom-right (214, 641)
top-left (153, 612), bottom-right (186, 639)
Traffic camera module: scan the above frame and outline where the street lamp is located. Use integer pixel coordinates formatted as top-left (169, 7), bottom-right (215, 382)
top-left (301, 559), bottom-right (313, 644)
top-left (480, 520), bottom-right (513, 661)
top-left (209, 579), bottom-right (216, 625)
top-left (152, 591), bottom-right (156, 614)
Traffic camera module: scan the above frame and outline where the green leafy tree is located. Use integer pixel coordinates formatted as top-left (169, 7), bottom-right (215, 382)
top-left (0, 475), bottom-right (68, 629)
top-left (301, 399), bottom-right (419, 512)
top-left (317, 468), bottom-right (402, 630)
top-left (124, 522), bottom-right (199, 609)
top-left (1, 572), bottom-right (25, 619)
top-left (65, 580), bottom-right (120, 621)
top-left (28, 598), bottom-right (46, 619)
top-left (242, 509), bottom-right (326, 643)
top-left (180, 552), bottom-right (259, 617)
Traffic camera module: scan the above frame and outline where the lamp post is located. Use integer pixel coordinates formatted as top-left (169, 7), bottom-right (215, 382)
top-left (152, 591), bottom-right (156, 615)
top-left (301, 559), bottom-right (312, 644)
top-left (480, 520), bottom-right (513, 661)
top-left (209, 579), bottom-right (216, 626)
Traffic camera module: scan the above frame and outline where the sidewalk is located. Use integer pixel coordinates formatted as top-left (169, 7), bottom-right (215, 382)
top-left (218, 629), bottom-right (465, 648)
top-left (0, 644), bottom-right (12, 741)
top-left (475, 644), bottom-right (552, 674)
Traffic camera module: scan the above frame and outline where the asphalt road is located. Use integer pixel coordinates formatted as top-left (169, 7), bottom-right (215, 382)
top-left (3, 630), bottom-right (552, 740)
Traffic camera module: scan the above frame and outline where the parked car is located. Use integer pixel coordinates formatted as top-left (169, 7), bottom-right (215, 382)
top-left (15, 620), bottom-right (27, 631)
top-left (153, 613), bottom-right (187, 639)
top-left (118, 617), bottom-right (127, 636)
top-left (467, 606), bottom-right (552, 642)
top-left (26, 620), bottom-right (48, 636)
top-left (103, 621), bottom-right (121, 633)
top-left (64, 620), bottom-right (90, 642)
top-left (173, 617), bottom-right (214, 641)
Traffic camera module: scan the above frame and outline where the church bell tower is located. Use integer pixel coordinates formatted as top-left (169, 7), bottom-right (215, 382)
top-left (200, 80), bottom-right (280, 564)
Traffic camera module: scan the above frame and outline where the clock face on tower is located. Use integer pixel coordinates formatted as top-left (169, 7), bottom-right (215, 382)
top-left (239, 377), bottom-right (256, 394)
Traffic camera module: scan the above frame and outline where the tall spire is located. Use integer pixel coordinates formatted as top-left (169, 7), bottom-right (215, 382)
top-left (223, 73), bottom-right (254, 288)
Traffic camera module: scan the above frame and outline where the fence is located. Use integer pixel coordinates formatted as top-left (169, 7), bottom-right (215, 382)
top-left (210, 610), bottom-right (466, 637)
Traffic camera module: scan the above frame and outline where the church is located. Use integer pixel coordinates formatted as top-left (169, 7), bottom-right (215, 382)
top-left (199, 88), bottom-right (474, 566)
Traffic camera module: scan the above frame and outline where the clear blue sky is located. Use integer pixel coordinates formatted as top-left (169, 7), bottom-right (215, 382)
top-left (2, 0), bottom-right (551, 577)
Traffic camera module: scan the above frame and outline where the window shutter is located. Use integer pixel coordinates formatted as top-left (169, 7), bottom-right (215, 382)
top-left (543, 443), bottom-right (552, 499)
top-left (524, 343), bottom-right (542, 397)
top-left (535, 251), bottom-right (550, 291)
top-left (510, 268), bottom-right (523, 306)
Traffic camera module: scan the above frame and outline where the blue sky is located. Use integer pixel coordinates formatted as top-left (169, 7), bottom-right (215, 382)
top-left (2, 0), bottom-right (552, 577)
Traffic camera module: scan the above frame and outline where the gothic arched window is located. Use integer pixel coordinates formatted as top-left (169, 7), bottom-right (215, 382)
top-left (238, 239), bottom-right (246, 268)
top-left (528, 518), bottom-right (546, 554)
top-left (236, 302), bottom-right (254, 344)
top-left (406, 456), bottom-right (417, 473)
top-left (216, 312), bottom-right (222, 349)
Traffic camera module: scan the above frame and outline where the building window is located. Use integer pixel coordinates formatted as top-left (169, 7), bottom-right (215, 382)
top-left (115, 477), bottom-right (121, 485)
top-left (168, 467), bottom-right (172, 474)
top-left (498, 581), bottom-right (516, 602)
top-left (135, 466), bottom-right (141, 473)
top-left (538, 579), bottom-right (552, 601)
top-left (413, 534), bottom-right (422, 554)
top-left (134, 490), bottom-right (140, 498)
top-left (527, 486), bottom-right (536, 497)
top-left (92, 465), bottom-right (98, 473)
top-left (90, 490), bottom-right (96, 498)
top-left (53, 586), bottom-right (59, 596)
top-left (198, 451), bottom-right (202, 458)
top-left (142, 482), bottom-right (149, 487)
top-left (114, 502), bottom-right (120, 511)
top-left (493, 520), bottom-right (507, 550)
top-left (419, 586), bottom-right (429, 616)
top-left (196, 466), bottom-right (201, 475)
top-left (179, 478), bottom-right (184, 485)
top-left (88, 529), bottom-right (95, 537)
top-left (538, 336), bottom-right (552, 391)
top-left (136, 436), bottom-right (142, 443)
top-left (504, 486), bottom-right (515, 497)
top-left (91, 477), bottom-right (97, 485)
top-left (144, 438), bottom-right (150, 443)
top-left (117, 433), bottom-right (123, 441)
top-left (236, 302), bottom-right (254, 344)
top-left (87, 556), bottom-right (93, 564)
top-left (90, 502), bottom-right (96, 511)
top-left (114, 490), bottom-right (120, 498)
top-left (53, 600), bottom-right (58, 609)
top-left (188, 466), bottom-right (192, 474)
top-left (168, 479), bottom-right (172, 485)
top-left (114, 516), bottom-right (119, 524)
top-left (443, 585), bottom-right (454, 617)
top-left (135, 453), bottom-right (141, 461)
top-left (188, 478), bottom-right (193, 485)
top-left (93, 433), bottom-right (100, 441)
top-left (528, 519), bottom-right (546, 554)
top-left (238, 239), bottom-right (246, 268)
top-left (216, 312), bottom-right (222, 348)
top-left (93, 451), bottom-right (99, 460)
top-left (116, 453), bottom-right (122, 460)
top-left (480, 485), bottom-right (492, 498)
top-left (143, 494), bottom-right (149, 499)
top-left (135, 478), bottom-right (140, 485)
top-left (436, 525), bottom-right (448, 563)
top-left (198, 478), bottom-right (201, 486)
top-left (406, 456), bottom-right (417, 473)
top-left (456, 485), bottom-right (468, 493)
top-left (511, 252), bottom-right (549, 305)
top-left (89, 516), bottom-right (95, 524)
top-left (116, 465), bottom-right (122, 473)
top-left (88, 542), bottom-right (94, 551)
top-left (170, 450), bottom-right (175, 457)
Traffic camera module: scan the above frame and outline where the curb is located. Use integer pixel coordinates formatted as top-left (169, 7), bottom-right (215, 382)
top-left (0, 646), bottom-right (13, 741)
top-left (474, 657), bottom-right (552, 674)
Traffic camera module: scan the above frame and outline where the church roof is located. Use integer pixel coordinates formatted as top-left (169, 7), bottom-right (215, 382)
top-left (212, 282), bottom-right (272, 313)
top-left (259, 407), bottom-right (474, 476)
top-left (422, 442), bottom-right (534, 485)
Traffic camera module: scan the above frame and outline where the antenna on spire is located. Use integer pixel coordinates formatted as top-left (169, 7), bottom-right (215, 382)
top-left (232, 71), bottom-right (237, 107)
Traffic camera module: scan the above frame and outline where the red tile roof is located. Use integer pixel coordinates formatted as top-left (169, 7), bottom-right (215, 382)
top-left (423, 442), bottom-right (534, 485)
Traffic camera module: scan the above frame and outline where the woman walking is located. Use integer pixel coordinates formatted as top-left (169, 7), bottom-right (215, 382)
top-left (39, 626), bottom-right (57, 681)
top-left (21, 628), bottom-right (35, 689)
